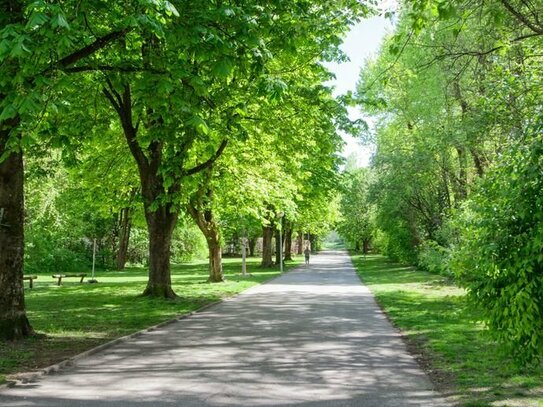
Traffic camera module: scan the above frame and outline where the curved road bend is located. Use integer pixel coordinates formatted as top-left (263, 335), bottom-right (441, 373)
top-left (0, 250), bottom-right (451, 407)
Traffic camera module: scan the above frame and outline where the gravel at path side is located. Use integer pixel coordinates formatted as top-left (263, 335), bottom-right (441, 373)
top-left (0, 251), bottom-right (452, 407)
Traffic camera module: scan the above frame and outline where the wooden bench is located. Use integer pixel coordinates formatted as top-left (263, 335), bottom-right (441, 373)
top-left (23, 275), bottom-right (38, 289)
top-left (52, 273), bottom-right (87, 286)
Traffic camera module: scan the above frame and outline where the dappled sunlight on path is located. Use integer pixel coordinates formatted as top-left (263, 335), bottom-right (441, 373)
top-left (0, 251), bottom-right (450, 406)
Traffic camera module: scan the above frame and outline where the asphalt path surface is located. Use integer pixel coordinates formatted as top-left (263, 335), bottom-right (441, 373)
top-left (0, 251), bottom-right (451, 406)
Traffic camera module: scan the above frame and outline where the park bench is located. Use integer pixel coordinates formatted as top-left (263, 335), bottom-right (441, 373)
top-left (52, 273), bottom-right (87, 286)
top-left (23, 275), bottom-right (38, 289)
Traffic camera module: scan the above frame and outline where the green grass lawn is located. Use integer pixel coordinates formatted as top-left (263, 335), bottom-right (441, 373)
top-left (1, 256), bottom-right (302, 385)
top-left (351, 253), bottom-right (543, 407)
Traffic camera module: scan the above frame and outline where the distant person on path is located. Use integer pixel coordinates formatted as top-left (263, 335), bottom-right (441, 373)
top-left (304, 247), bottom-right (310, 265)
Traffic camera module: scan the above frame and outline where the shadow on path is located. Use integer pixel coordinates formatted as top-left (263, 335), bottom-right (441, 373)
top-left (0, 251), bottom-right (451, 407)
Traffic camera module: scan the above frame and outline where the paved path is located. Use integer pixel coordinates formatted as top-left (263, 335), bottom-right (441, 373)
top-left (0, 251), bottom-right (451, 406)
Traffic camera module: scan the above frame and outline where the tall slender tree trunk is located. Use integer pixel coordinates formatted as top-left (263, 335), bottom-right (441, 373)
top-left (362, 238), bottom-right (370, 255)
top-left (284, 227), bottom-right (293, 261)
top-left (261, 224), bottom-right (274, 267)
top-left (455, 146), bottom-right (468, 201)
top-left (115, 207), bottom-right (132, 270)
top-left (248, 237), bottom-right (257, 257)
top-left (296, 231), bottom-right (303, 255)
top-left (275, 229), bottom-right (282, 266)
top-left (309, 234), bottom-right (318, 252)
top-left (0, 123), bottom-right (33, 340)
top-left (470, 147), bottom-right (486, 177)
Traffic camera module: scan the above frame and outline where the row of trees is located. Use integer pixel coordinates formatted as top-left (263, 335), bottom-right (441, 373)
top-left (0, 1), bottom-right (367, 340)
top-left (339, 0), bottom-right (543, 362)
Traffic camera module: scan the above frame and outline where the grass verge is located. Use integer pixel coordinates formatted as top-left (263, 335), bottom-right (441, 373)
top-left (351, 253), bottom-right (543, 407)
top-left (1, 256), bottom-right (302, 385)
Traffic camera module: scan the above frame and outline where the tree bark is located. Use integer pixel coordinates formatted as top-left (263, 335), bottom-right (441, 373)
top-left (274, 228), bottom-right (282, 266)
top-left (261, 224), bottom-right (274, 268)
top-left (187, 167), bottom-right (223, 282)
top-left (142, 206), bottom-right (177, 298)
top-left (103, 82), bottom-right (178, 298)
top-left (284, 227), bottom-right (293, 261)
top-left (470, 147), bottom-right (486, 177)
top-left (309, 234), bottom-right (317, 252)
top-left (0, 122), bottom-right (33, 340)
top-left (296, 231), bottom-right (303, 255)
top-left (248, 238), bottom-right (257, 257)
top-left (207, 239), bottom-right (223, 282)
top-left (0, 1), bottom-right (130, 339)
top-left (115, 207), bottom-right (132, 270)
top-left (452, 80), bottom-right (469, 202)
top-left (362, 238), bottom-right (370, 255)
top-left (187, 202), bottom-right (224, 282)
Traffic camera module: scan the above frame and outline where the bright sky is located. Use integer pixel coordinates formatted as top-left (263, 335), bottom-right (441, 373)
top-left (325, 15), bottom-right (395, 167)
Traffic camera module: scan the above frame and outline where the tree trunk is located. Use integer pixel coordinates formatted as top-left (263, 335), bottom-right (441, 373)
top-left (284, 227), bottom-right (293, 261)
top-left (103, 82), bottom-right (178, 298)
top-left (0, 124), bottom-right (33, 340)
top-left (207, 239), bottom-right (223, 283)
top-left (275, 229), bottom-right (282, 266)
top-left (248, 237), bottom-right (257, 257)
top-left (188, 205), bottom-right (224, 283)
top-left (296, 231), bottom-right (303, 254)
top-left (115, 207), bottom-right (132, 270)
top-left (470, 147), bottom-right (486, 177)
top-left (455, 145), bottom-right (468, 201)
top-left (362, 238), bottom-right (370, 255)
top-left (187, 167), bottom-right (224, 283)
top-left (142, 207), bottom-right (177, 298)
top-left (261, 224), bottom-right (274, 268)
top-left (309, 234), bottom-right (317, 252)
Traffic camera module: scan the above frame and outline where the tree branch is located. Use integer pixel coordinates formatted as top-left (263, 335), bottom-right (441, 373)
top-left (500, 0), bottom-right (543, 34)
top-left (54, 29), bottom-right (130, 70)
top-left (184, 139), bottom-right (228, 176)
top-left (64, 65), bottom-right (166, 74)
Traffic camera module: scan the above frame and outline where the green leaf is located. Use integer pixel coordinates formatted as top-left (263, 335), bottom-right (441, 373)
top-left (187, 115), bottom-right (210, 135)
top-left (212, 58), bottom-right (234, 79)
top-left (0, 104), bottom-right (17, 122)
top-left (164, 1), bottom-right (179, 17)
top-left (52, 14), bottom-right (70, 29)
top-left (26, 12), bottom-right (49, 29)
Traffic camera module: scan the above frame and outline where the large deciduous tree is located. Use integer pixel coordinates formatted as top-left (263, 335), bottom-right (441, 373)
top-left (355, 0), bottom-right (543, 361)
top-left (0, 0), bottom-right (142, 339)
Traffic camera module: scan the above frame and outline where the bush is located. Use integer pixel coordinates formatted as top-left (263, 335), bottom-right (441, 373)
top-left (417, 240), bottom-right (451, 277)
top-left (171, 224), bottom-right (207, 263)
top-left (25, 225), bottom-right (88, 274)
top-left (451, 130), bottom-right (543, 364)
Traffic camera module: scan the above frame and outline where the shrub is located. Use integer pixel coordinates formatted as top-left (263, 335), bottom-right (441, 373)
top-left (451, 130), bottom-right (543, 364)
top-left (417, 240), bottom-right (451, 277)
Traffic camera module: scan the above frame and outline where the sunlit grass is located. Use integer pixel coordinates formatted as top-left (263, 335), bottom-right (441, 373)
top-left (0, 255), bottom-right (302, 384)
top-left (351, 253), bottom-right (543, 407)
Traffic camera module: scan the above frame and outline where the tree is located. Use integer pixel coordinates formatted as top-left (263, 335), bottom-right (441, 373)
top-left (338, 168), bottom-right (374, 253)
top-left (0, 0), bottom-right (145, 339)
top-left (187, 167), bottom-right (224, 282)
top-left (356, 0), bottom-right (543, 361)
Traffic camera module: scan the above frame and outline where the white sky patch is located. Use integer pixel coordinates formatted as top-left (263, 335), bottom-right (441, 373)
top-left (325, 14), bottom-right (395, 168)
